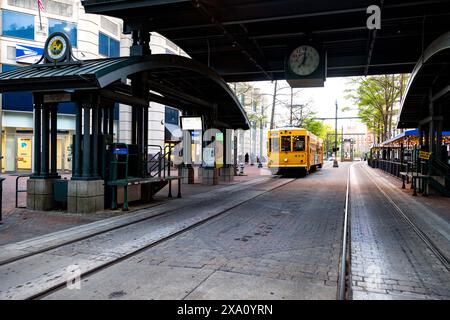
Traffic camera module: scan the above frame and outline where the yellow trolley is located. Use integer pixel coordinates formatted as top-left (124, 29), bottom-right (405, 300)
top-left (267, 127), bottom-right (323, 176)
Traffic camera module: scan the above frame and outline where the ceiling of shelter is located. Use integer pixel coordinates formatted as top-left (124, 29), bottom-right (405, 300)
top-left (397, 32), bottom-right (450, 129)
top-left (82, 0), bottom-right (450, 82)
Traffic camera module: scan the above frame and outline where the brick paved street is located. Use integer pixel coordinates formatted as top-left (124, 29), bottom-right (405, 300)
top-left (44, 162), bottom-right (348, 300)
top-left (0, 165), bottom-right (270, 246)
top-left (350, 163), bottom-right (450, 300)
top-left (1, 162), bottom-right (450, 300)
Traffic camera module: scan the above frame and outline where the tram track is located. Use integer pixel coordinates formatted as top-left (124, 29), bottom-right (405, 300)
top-left (0, 177), bottom-right (273, 267)
top-left (359, 164), bottom-right (450, 272)
top-left (337, 164), bottom-right (352, 300)
top-left (0, 176), bottom-right (299, 300)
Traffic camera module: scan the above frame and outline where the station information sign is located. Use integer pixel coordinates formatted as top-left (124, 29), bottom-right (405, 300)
top-left (181, 116), bottom-right (202, 130)
top-left (419, 151), bottom-right (431, 160)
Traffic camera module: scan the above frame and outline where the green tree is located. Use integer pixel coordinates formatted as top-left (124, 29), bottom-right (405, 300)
top-left (304, 118), bottom-right (326, 138)
top-left (345, 74), bottom-right (408, 143)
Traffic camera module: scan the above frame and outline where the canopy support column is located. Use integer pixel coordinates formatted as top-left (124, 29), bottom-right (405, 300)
top-left (41, 104), bottom-right (50, 178)
top-left (33, 95), bottom-right (42, 177)
top-left (108, 105), bottom-right (114, 141)
top-left (82, 104), bottom-right (91, 179)
top-left (92, 100), bottom-right (99, 179)
top-left (103, 106), bottom-right (109, 135)
top-left (143, 105), bottom-right (149, 177)
top-left (50, 104), bottom-right (58, 177)
top-left (74, 104), bottom-right (82, 178)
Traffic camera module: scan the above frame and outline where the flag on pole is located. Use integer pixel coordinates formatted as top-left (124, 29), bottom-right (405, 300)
top-left (37, 0), bottom-right (45, 11)
top-left (37, 0), bottom-right (44, 30)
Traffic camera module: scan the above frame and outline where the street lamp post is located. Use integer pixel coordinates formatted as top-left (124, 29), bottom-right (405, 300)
top-left (333, 100), bottom-right (339, 168)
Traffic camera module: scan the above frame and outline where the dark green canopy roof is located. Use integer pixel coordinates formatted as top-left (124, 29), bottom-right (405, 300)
top-left (0, 54), bottom-right (249, 129)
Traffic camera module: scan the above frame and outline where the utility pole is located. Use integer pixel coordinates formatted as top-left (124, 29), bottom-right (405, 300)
top-left (333, 100), bottom-right (339, 168)
top-left (259, 99), bottom-right (264, 168)
top-left (289, 87), bottom-right (293, 126)
top-left (270, 81), bottom-right (277, 129)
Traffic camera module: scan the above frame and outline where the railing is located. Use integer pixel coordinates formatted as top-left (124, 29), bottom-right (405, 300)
top-left (0, 177), bottom-right (5, 222)
top-left (146, 145), bottom-right (175, 179)
top-left (368, 159), bottom-right (408, 178)
top-left (16, 174), bottom-right (32, 209)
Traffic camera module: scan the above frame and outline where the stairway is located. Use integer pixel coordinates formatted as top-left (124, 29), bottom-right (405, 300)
top-left (428, 158), bottom-right (450, 197)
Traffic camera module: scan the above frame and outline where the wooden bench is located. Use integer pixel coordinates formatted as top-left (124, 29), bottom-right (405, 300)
top-left (107, 176), bottom-right (182, 210)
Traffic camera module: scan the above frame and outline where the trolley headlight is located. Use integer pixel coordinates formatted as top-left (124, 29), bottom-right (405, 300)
top-left (284, 158), bottom-right (288, 162)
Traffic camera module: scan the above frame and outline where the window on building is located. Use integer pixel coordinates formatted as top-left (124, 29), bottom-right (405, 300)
top-left (49, 19), bottom-right (78, 47)
top-left (281, 136), bottom-right (291, 152)
top-left (293, 136), bottom-right (305, 151)
top-left (99, 32), bottom-right (120, 57)
top-left (2, 10), bottom-right (35, 40)
top-left (165, 107), bottom-right (179, 125)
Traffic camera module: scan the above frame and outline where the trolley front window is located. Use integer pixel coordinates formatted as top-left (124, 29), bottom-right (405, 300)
top-left (293, 136), bottom-right (305, 151)
top-left (270, 137), bottom-right (279, 152)
top-left (281, 136), bottom-right (291, 152)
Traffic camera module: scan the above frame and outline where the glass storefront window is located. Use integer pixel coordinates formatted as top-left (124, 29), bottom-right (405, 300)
top-left (293, 136), bottom-right (305, 151)
top-left (281, 136), bottom-right (291, 152)
top-left (2, 10), bottom-right (35, 40)
top-left (49, 19), bottom-right (78, 47)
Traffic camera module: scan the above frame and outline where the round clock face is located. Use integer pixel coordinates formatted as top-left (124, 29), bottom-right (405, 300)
top-left (47, 35), bottom-right (67, 61)
top-left (289, 45), bottom-right (320, 76)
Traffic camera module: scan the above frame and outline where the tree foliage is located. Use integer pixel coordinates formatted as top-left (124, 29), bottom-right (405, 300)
top-left (345, 74), bottom-right (408, 143)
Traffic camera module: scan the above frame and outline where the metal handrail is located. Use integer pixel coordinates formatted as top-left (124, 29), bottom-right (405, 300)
top-left (0, 177), bottom-right (5, 222)
top-left (16, 174), bottom-right (32, 209)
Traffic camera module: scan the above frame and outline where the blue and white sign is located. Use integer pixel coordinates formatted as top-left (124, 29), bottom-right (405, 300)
top-left (191, 131), bottom-right (201, 141)
top-left (16, 44), bottom-right (44, 64)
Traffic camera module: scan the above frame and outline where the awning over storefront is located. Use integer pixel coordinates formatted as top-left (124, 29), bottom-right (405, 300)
top-left (165, 123), bottom-right (182, 142)
top-left (380, 129), bottom-right (450, 147)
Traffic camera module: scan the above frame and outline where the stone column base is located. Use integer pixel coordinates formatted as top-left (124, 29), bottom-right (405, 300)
top-left (179, 166), bottom-right (194, 184)
top-left (200, 167), bottom-right (219, 185)
top-left (219, 166), bottom-right (234, 183)
top-left (68, 180), bottom-right (104, 213)
top-left (27, 178), bottom-right (57, 211)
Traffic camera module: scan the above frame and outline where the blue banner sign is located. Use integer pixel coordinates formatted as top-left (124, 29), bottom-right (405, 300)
top-left (16, 44), bottom-right (44, 64)
top-left (113, 148), bottom-right (128, 155)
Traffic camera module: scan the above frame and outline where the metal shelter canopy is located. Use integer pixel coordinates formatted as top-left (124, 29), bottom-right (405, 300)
top-left (82, 0), bottom-right (450, 82)
top-left (0, 54), bottom-right (250, 129)
top-left (398, 31), bottom-right (450, 130)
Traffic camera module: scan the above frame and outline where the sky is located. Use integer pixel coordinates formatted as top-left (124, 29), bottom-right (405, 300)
top-left (252, 77), bottom-right (366, 133)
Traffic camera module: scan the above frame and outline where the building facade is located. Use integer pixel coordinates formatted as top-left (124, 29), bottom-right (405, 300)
top-left (0, 0), bottom-right (124, 173)
top-left (0, 1), bottom-right (246, 174)
top-left (232, 83), bottom-right (268, 165)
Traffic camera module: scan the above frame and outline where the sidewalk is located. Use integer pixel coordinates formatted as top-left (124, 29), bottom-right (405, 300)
top-left (0, 165), bottom-right (271, 246)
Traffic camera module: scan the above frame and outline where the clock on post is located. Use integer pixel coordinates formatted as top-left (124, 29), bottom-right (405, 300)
top-left (285, 43), bottom-right (327, 88)
top-left (43, 32), bottom-right (73, 64)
